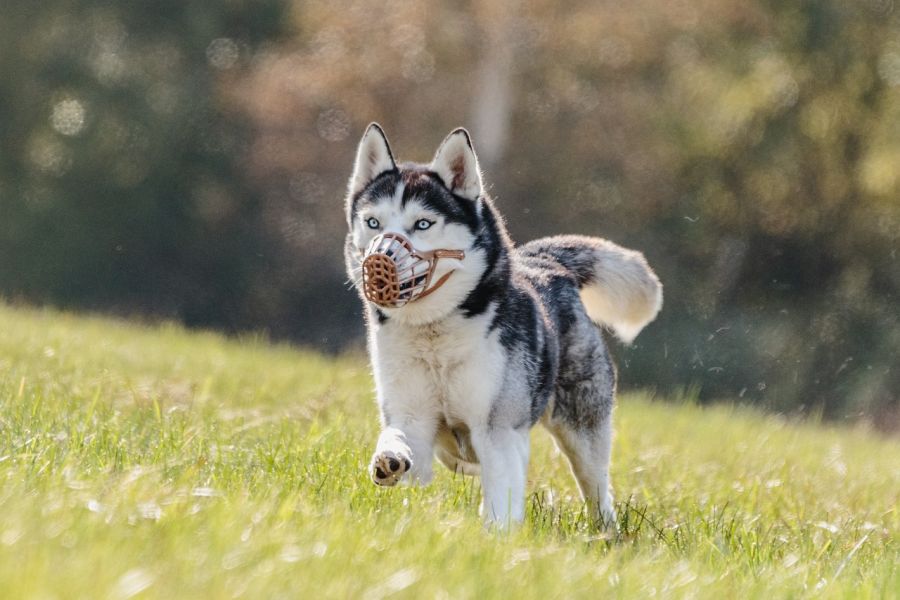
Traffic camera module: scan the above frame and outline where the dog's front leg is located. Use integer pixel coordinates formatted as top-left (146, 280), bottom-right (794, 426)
top-left (369, 360), bottom-right (438, 486)
top-left (370, 416), bottom-right (436, 487)
top-left (470, 426), bottom-right (530, 527)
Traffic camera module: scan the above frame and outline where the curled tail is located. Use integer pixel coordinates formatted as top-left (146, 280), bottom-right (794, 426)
top-left (522, 234), bottom-right (663, 344)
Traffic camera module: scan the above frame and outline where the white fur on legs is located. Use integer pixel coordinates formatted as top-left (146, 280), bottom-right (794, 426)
top-left (368, 325), bottom-right (442, 487)
top-left (545, 416), bottom-right (617, 528)
top-left (470, 427), bottom-right (530, 527)
top-left (371, 422), bottom-right (435, 486)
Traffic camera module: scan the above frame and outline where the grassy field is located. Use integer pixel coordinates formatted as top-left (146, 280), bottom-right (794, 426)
top-left (0, 303), bottom-right (897, 599)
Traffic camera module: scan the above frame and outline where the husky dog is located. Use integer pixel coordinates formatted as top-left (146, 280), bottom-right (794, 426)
top-left (344, 124), bottom-right (662, 526)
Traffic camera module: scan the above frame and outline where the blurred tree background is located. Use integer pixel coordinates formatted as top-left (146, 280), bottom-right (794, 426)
top-left (1, 0), bottom-right (898, 428)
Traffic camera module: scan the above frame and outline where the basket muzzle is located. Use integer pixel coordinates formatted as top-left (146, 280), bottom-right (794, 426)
top-left (362, 232), bottom-right (465, 308)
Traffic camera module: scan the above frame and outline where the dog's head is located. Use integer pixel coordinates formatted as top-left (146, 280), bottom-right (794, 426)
top-left (344, 124), bottom-right (490, 325)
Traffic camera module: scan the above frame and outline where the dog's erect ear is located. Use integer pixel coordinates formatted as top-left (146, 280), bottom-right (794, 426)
top-left (348, 123), bottom-right (397, 196)
top-left (430, 128), bottom-right (483, 200)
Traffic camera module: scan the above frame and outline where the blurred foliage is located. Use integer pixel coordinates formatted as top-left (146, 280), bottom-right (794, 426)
top-left (1, 0), bottom-right (898, 427)
top-left (0, 0), bottom-right (286, 330)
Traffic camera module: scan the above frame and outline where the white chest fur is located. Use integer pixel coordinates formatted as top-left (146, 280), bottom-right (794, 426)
top-left (369, 307), bottom-right (506, 426)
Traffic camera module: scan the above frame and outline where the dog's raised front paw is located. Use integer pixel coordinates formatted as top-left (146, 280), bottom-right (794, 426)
top-left (370, 450), bottom-right (411, 486)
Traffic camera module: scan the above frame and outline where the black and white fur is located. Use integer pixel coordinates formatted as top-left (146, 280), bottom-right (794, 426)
top-left (344, 124), bottom-right (662, 527)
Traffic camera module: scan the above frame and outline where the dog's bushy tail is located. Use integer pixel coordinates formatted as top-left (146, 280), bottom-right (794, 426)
top-left (522, 235), bottom-right (663, 344)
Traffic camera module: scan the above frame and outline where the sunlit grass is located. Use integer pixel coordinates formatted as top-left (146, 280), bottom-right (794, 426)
top-left (0, 303), bottom-right (897, 598)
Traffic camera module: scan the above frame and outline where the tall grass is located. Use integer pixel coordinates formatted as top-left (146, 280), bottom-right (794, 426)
top-left (0, 304), bottom-right (897, 598)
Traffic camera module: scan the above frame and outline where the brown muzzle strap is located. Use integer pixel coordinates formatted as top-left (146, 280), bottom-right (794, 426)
top-left (361, 233), bottom-right (465, 307)
top-left (414, 249), bottom-right (465, 300)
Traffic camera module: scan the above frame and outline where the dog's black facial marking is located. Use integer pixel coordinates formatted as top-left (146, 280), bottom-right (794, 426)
top-left (349, 170), bottom-right (401, 221)
top-left (350, 163), bottom-right (483, 234)
top-left (397, 164), bottom-right (480, 232)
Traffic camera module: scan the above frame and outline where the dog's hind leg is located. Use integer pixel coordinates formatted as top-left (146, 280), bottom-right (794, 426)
top-left (545, 414), bottom-right (616, 528)
top-left (543, 324), bottom-right (618, 528)
top-left (434, 421), bottom-right (481, 476)
top-left (435, 448), bottom-right (481, 476)
top-left (545, 416), bottom-right (616, 528)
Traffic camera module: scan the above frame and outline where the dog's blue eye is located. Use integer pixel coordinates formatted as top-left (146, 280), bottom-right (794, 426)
top-left (415, 219), bottom-right (434, 231)
top-left (366, 217), bottom-right (380, 229)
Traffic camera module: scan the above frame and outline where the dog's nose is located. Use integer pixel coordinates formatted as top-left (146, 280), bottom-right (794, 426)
top-left (362, 252), bottom-right (402, 307)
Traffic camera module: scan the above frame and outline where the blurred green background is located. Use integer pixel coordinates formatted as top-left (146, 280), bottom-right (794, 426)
top-left (1, 0), bottom-right (898, 428)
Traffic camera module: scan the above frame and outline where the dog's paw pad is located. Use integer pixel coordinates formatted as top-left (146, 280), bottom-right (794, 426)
top-left (371, 451), bottom-right (411, 486)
